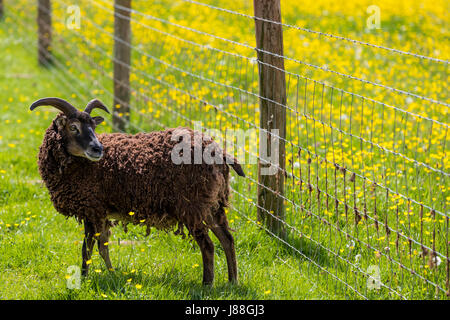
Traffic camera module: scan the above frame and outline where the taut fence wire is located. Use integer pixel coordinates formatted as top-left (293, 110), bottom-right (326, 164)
top-left (3, 0), bottom-right (448, 299)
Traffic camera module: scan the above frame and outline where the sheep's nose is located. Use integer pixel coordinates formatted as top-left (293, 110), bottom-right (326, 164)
top-left (90, 143), bottom-right (103, 154)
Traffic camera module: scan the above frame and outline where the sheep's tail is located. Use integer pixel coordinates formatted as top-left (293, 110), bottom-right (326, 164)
top-left (224, 153), bottom-right (245, 177)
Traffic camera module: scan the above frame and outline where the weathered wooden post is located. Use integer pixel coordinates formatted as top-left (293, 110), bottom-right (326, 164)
top-left (113, 0), bottom-right (132, 132)
top-left (0, 0), bottom-right (4, 20)
top-left (254, 0), bottom-right (287, 237)
top-left (37, 0), bottom-right (52, 66)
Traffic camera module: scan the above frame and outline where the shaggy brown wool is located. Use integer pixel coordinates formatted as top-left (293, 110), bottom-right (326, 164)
top-left (38, 114), bottom-right (244, 235)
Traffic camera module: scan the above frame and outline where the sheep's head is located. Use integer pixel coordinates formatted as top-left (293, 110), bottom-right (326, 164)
top-left (30, 97), bottom-right (110, 162)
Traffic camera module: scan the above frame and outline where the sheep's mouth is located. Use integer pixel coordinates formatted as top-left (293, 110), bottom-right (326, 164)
top-left (84, 151), bottom-right (103, 162)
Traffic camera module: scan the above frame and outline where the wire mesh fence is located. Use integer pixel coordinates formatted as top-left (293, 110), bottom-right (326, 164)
top-left (5, 0), bottom-right (449, 299)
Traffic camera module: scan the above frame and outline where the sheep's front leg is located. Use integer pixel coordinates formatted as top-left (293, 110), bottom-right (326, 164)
top-left (81, 220), bottom-right (96, 276)
top-left (192, 228), bottom-right (215, 285)
top-left (97, 227), bottom-right (113, 271)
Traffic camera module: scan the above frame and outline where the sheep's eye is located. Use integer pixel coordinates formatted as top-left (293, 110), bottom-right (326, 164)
top-left (69, 125), bottom-right (79, 133)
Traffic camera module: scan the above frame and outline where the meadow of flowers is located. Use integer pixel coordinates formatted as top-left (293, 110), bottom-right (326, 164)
top-left (0, 0), bottom-right (448, 299)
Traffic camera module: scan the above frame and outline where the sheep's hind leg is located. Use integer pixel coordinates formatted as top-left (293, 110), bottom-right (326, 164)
top-left (192, 228), bottom-right (215, 285)
top-left (210, 210), bottom-right (238, 283)
top-left (81, 220), bottom-right (96, 276)
top-left (97, 226), bottom-right (113, 271)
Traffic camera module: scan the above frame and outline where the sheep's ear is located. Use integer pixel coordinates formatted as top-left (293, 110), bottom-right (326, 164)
top-left (55, 117), bottom-right (67, 130)
top-left (92, 116), bottom-right (104, 126)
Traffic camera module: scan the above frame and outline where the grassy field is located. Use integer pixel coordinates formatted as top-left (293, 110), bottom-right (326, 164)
top-left (0, 0), bottom-right (448, 300)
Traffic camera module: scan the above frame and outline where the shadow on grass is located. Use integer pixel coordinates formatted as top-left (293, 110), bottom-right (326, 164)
top-left (253, 226), bottom-right (332, 270)
top-left (50, 266), bottom-right (259, 300)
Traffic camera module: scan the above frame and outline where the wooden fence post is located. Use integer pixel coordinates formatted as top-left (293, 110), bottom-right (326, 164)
top-left (0, 0), bottom-right (4, 20)
top-left (113, 0), bottom-right (132, 132)
top-left (37, 0), bottom-right (52, 66)
top-left (254, 0), bottom-right (287, 238)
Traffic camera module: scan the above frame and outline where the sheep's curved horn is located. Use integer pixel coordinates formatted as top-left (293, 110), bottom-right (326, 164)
top-left (29, 97), bottom-right (79, 116)
top-left (84, 99), bottom-right (110, 115)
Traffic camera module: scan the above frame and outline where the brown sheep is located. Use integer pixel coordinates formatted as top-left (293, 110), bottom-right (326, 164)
top-left (30, 97), bottom-right (245, 285)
